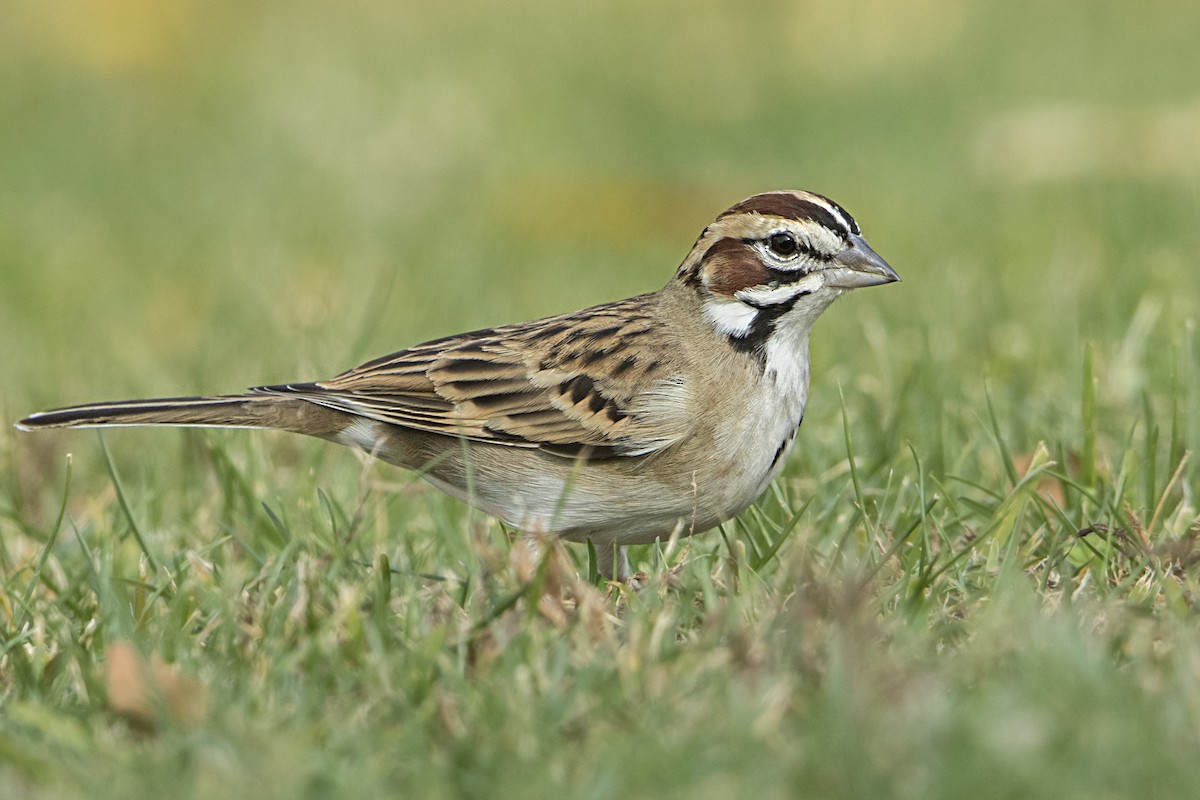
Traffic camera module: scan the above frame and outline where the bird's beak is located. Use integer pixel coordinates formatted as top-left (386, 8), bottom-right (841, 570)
top-left (823, 234), bottom-right (900, 289)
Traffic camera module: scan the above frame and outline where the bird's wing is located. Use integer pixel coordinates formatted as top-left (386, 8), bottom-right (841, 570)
top-left (258, 295), bottom-right (693, 460)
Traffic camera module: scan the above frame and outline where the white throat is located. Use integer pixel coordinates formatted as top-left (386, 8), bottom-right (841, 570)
top-left (764, 320), bottom-right (812, 419)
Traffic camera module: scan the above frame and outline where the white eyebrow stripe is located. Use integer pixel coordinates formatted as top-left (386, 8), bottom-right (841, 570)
top-left (798, 192), bottom-right (852, 234)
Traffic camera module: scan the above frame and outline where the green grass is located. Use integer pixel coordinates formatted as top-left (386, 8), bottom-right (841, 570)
top-left (3, 1), bottom-right (1200, 797)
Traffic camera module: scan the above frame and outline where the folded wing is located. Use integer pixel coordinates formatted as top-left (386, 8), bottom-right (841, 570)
top-left (259, 296), bottom-right (692, 460)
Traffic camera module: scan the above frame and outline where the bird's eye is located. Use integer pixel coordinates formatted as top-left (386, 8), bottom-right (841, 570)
top-left (767, 232), bottom-right (799, 258)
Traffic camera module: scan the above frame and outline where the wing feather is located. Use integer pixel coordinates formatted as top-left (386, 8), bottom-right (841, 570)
top-left (260, 295), bottom-right (692, 460)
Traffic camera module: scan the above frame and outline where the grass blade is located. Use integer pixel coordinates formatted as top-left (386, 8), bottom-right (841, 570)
top-left (98, 435), bottom-right (159, 571)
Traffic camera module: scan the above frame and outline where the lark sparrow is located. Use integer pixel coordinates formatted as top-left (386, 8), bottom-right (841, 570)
top-left (18, 190), bottom-right (898, 580)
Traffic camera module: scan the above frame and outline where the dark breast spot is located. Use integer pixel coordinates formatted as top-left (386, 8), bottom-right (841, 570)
top-left (768, 422), bottom-right (801, 473)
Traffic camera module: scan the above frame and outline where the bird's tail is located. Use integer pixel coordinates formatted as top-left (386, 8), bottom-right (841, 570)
top-left (16, 394), bottom-right (286, 432)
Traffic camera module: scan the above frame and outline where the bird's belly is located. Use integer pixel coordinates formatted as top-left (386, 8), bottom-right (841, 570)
top-left (418, 421), bottom-right (800, 548)
top-left (422, 466), bottom-right (692, 544)
top-left (704, 417), bottom-right (801, 522)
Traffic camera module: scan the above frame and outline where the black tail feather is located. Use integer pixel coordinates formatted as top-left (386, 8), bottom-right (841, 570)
top-left (16, 395), bottom-right (274, 431)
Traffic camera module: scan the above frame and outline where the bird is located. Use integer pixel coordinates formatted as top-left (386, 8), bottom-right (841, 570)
top-left (18, 190), bottom-right (898, 581)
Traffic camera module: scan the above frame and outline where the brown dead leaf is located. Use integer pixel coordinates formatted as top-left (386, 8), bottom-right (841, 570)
top-left (1012, 450), bottom-right (1067, 507)
top-left (105, 642), bottom-right (209, 730)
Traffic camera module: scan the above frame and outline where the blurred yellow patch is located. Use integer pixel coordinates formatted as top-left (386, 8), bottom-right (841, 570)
top-left (973, 100), bottom-right (1200, 183)
top-left (30, 0), bottom-right (202, 72)
top-left (500, 177), bottom-right (724, 246)
top-left (787, 0), bottom-right (971, 81)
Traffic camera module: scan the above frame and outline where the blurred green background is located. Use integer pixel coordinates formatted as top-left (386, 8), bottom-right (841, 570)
top-left (4, 0), bottom-right (1197, 407)
top-left (6, 0), bottom-right (1199, 492)
top-left (3, 1), bottom-right (1200, 797)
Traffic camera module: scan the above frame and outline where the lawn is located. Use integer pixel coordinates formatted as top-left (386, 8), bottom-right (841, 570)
top-left (3, 1), bottom-right (1200, 798)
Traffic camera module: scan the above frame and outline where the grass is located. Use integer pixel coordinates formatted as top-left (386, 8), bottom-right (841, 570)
top-left (3, 1), bottom-right (1200, 797)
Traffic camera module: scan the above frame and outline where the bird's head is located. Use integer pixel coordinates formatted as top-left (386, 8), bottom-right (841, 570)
top-left (676, 190), bottom-right (898, 350)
